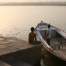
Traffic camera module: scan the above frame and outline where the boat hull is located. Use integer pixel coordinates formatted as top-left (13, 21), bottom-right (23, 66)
top-left (36, 21), bottom-right (66, 65)
top-left (44, 47), bottom-right (66, 65)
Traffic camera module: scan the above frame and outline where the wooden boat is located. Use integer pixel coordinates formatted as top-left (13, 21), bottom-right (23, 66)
top-left (35, 21), bottom-right (66, 65)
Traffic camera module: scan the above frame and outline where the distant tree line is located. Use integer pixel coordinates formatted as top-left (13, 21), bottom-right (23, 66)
top-left (0, 2), bottom-right (66, 6)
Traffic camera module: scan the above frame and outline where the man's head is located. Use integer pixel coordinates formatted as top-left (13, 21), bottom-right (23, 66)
top-left (31, 27), bottom-right (34, 32)
top-left (48, 23), bottom-right (50, 28)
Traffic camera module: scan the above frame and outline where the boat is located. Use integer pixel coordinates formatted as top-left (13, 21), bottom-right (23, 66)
top-left (35, 21), bottom-right (66, 65)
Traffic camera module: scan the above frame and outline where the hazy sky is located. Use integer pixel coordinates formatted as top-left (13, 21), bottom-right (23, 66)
top-left (0, 0), bottom-right (66, 2)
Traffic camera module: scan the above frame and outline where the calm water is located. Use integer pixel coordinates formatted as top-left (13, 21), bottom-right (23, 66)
top-left (0, 6), bottom-right (66, 40)
top-left (0, 5), bottom-right (66, 66)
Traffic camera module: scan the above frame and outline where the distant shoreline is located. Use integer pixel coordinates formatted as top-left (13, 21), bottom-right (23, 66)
top-left (0, 4), bottom-right (66, 6)
top-left (0, 2), bottom-right (66, 6)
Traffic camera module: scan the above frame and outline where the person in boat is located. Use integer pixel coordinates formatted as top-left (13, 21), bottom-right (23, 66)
top-left (46, 23), bottom-right (51, 45)
top-left (28, 27), bottom-right (41, 44)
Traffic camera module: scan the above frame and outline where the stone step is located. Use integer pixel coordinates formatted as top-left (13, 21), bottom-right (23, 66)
top-left (11, 61), bottom-right (32, 66)
top-left (0, 60), bottom-right (11, 66)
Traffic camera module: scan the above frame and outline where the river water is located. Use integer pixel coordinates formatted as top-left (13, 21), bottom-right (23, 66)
top-left (0, 5), bottom-right (66, 66)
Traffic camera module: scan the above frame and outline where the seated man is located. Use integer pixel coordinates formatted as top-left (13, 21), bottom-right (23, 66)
top-left (28, 27), bottom-right (41, 44)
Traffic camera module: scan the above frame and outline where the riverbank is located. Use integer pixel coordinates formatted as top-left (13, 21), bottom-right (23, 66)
top-left (0, 36), bottom-right (42, 66)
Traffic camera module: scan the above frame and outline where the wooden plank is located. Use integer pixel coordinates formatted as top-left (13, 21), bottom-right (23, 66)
top-left (58, 50), bottom-right (66, 59)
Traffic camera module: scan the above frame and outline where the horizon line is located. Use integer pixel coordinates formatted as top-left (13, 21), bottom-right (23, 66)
top-left (0, 2), bottom-right (66, 6)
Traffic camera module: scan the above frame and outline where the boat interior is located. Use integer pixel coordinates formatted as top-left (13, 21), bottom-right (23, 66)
top-left (40, 29), bottom-right (66, 59)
